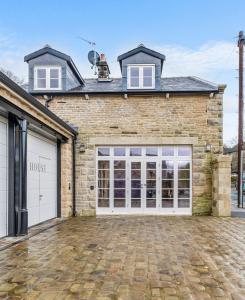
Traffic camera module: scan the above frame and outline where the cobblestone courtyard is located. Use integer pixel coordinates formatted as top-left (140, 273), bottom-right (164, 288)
top-left (0, 216), bottom-right (245, 300)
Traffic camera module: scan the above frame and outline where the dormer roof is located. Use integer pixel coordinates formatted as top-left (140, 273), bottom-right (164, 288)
top-left (24, 45), bottom-right (84, 85)
top-left (117, 44), bottom-right (166, 71)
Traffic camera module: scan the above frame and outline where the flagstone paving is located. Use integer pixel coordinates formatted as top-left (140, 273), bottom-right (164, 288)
top-left (0, 216), bottom-right (245, 299)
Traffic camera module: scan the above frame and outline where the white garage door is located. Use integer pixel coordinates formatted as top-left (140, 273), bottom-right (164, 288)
top-left (96, 146), bottom-right (192, 215)
top-left (27, 131), bottom-right (57, 227)
top-left (0, 116), bottom-right (8, 238)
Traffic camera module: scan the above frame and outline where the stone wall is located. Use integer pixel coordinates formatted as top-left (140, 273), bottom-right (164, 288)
top-left (212, 155), bottom-right (231, 216)
top-left (61, 139), bottom-right (74, 217)
top-left (38, 91), bottom-right (224, 216)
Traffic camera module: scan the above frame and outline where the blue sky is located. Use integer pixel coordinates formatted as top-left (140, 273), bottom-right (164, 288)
top-left (0, 0), bottom-right (244, 145)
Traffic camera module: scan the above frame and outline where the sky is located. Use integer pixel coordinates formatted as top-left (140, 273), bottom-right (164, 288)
top-left (0, 0), bottom-right (244, 145)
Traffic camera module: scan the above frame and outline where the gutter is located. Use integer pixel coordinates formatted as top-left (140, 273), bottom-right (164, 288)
top-left (31, 90), bottom-right (219, 97)
top-left (72, 136), bottom-right (76, 217)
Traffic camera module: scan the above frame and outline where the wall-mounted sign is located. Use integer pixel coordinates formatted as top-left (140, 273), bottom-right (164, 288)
top-left (29, 162), bottom-right (46, 173)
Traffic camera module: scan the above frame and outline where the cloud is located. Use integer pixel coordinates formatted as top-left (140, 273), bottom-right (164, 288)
top-left (0, 32), bottom-right (27, 81)
top-left (157, 41), bottom-right (236, 79)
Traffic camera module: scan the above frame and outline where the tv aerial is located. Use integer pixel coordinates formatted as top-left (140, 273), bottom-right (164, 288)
top-left (77, 36), bottom-right (100, 75)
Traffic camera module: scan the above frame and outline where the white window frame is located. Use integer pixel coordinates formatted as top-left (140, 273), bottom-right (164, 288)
top-left (96, 146), bottom-right (192, 215)
top-left (34, 66), bottom-right (62, 90)
top-left (127, 64), bottom-right (155, 89)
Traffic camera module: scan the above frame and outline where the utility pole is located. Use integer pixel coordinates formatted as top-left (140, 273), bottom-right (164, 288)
top-left (238, 31), bottom-right (244, 208)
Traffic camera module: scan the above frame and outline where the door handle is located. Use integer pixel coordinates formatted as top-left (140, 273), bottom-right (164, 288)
top-left (39, 195), bottom-right (43, 200)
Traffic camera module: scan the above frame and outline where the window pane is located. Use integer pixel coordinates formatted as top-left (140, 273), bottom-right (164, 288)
top-left (37, 79), bottom-right (46, 89)
top-left (147, 199), bottom-right (156, 208)
top-left (162, 146), bottom-right (174, 156)
top-left (146, 189), bottom-right (156, 198)
top-left (114, 180), bottom-right (125, 188)
top-left (147, 180), bottom-right (156, 188)
top-left (147, 170), bottom-right (156, 179)
top-left (50, 68), bottom-right (59, 78)
top-left (130, 148), bottom-right (141, 156)
top-left (146, 148), bottom-right (158, 156)
top-left (98, 148), bottom-right (110, 156)
top-left (130, 77), bottom-right (139, 87)
top-left (98, 198), bottom-right (109, 207)
top-left (131, 170), bottom-right (141, 179)
top-left (37, 69), bottom-right (46, 78)
top-left (98, 189), bottom-right (110, 198)
top-left (131, 189), bottom-right (141, 198)
top-left (162, 189), bottom-right (174, 198)
top-left (130, 67), bottom-right (139, 77)
top-left (178, 189), bottom-right (190, 198)
top-left (50, 79), bottom-right (59, 88)
top-left (114, 189), bottom-right (125, 198)
top-left (178, 180), bottom-right (190, 188)
top-left (114, 160), bottom-right (125, 169)
top-left (178, 199), bottom-right (190, 208)
top-left (178, 170), bottom-right (190, 179)
top-left (114, 148), bottom-right (125, 156)
top-left (178, 146), bottom-right (191, 156)
top-left (114, 199), bottom-right (125, 208)
top-left (162, 180), bottom-right (174, 188)
top-left (162, 199), bottom-right (173, 208)
top-left (162, 161), bottom-right (174, 169)
top-left (114, 170), bottom-right (125, 179)
top-left (162, 170), bottom-right (174, 179)
top-left (98, 161), bottom-right (109, 169)
top-left (143, 77), bottom-right (152, 87)
top-left (131, 180), bottom-right (141, 188)
top-left (131, 162), bottom-right (141, 169)
top-left (178, 162), bottom-right (190, 170)
top-left (98, 169), bottom-right (109, 179)
top-left (143, 67), bottom-right (152, 77)
top-left (131, 199), bottom-right (141, 208)
top-left (147, 162), bottom-right (156, 169)
top-left (98, 179), bottom-right (110, 189)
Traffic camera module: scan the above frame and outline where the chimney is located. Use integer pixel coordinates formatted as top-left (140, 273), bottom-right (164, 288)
top-left (97, 53), bottom-right (111, 81)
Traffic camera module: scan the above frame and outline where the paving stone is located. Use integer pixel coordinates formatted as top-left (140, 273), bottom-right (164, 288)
top-left (0, 216), bottom-right (244, 299)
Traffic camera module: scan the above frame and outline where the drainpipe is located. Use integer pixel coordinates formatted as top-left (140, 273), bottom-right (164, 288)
top-left (16, 118), bottom-right (28, 236)
top-left (72, 136), bottom-right (76, 216)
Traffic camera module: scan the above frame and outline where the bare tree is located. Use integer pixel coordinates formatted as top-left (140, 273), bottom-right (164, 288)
top-left (0, 67), bottom-right (25, 86)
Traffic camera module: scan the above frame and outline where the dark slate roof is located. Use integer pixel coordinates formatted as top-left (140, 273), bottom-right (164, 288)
top-left (117, 44), bottom-right (166, 71)
top-left (0, 71), bottom-right (77, 136)
top-left (224, 144), bottom-right (245, 154)
top-left (39, 76), bottom-right (217, 94)
top-left (24, 45), bottom-right (84, 85)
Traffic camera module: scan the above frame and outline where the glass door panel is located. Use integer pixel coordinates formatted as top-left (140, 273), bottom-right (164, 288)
top-left (178, 161), bottom-right (191, 208)
top-left (146, 162), bottom-right (156, 208)
top-left (114, 160), bottom-right (126, 208)
top-left (131, 161), bottom-right (141, 208)
top-left (97, 160), bottom-right (110, 207)
top-left (162, 160), bottom-right (174, 208)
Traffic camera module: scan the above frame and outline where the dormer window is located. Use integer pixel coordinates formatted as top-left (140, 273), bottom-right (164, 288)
top-left (34, 66), bottom-right (61, 90)
top-left (127, 65), bottom-right (155, 89)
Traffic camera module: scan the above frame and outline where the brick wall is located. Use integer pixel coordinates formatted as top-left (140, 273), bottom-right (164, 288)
top-left (40, 92), bottom-right (224, 216)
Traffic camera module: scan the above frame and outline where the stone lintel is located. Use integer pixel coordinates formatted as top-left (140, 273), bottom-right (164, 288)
top-left (88, 136), bottom-right (198, 146)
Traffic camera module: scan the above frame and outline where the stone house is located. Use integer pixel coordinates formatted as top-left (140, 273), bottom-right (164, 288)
top-left (23, 44), bottom-right (231, 218)
top-left (0, 43), bottom-right (232, 237)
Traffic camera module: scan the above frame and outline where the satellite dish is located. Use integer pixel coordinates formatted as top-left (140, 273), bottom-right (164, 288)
top-left (88, 50), bottom-right (100, 66)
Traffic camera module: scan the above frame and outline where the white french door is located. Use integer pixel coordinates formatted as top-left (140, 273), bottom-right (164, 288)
top-left (96, 146), bottom-right (192, 215)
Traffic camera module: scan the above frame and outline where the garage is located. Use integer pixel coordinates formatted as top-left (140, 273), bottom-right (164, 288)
top-left (27, 130), bottom-right (57, 227)
top-left (96, 146), bottom-right (192, 215)
top-left (0, 116), bottom-right (8, 238)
